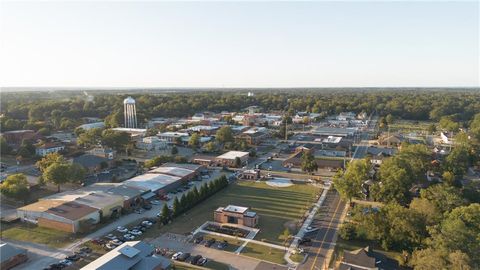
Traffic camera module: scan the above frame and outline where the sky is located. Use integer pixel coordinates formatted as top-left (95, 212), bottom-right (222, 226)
top-left (0, 1), bottom-right (479, 88)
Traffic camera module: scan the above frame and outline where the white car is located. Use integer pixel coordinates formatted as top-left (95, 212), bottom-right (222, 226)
top-left (59, 259), bottom-right (73, 266)
top-left (123, 234), bottom-right (135, 240)
top-left (141, 220), bottom-right (153, 227)
top-left (104, 234), bottom-right (117, 240)
top-left (171, 252), bottom-right (183, 260)
top-left (129, 229), bottom-right (142, 236)
top-left (150, 200), bottom-right (161, 205)
top-left (304, 226), bottom-right (319, 233)
top-left (116, 226), bottom-right (128, 233)
top-left (110, 239), bottom-right (123, 246)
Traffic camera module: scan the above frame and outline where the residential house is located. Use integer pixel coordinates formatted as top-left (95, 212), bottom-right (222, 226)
top-left (35, 142), bottom-right (65, 157)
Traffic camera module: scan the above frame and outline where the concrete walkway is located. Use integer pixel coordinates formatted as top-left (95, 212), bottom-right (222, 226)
top-left (284, 182), bottom-right (331, 266)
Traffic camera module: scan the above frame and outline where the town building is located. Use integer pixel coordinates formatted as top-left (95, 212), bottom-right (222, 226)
top-left (191, 154), bottom-right (217, 166)
top-left (215, 151), bottom-right (250, 167)
top-left (237, 169), bottom-right (261, 180)
top-left (81, 241), bottom-right (172, 270)
top-left (35, 142), bottom-right (65, 157)
top-left (77, 122), bottom-right (105, 131)
top-left (214, 205), bottom-right (258, 228)
top-left (88, 147), bottom-right (116, 159)
top-left (312, 127), bottom-right (357, 137)
top-left (0, 243), bottom-right (28, 270)
top-left (137, 136), bottom-right (168, 151)
top-left (188, 125), bottom-right (219, 136)
top-left (17, 200), bottom-right (100, 233)
top-left (235, 127), bottom-right (269, 145)
top-left (157, 132), bottom-right (189, 143)
top-left (1, 130), bottom-right (36, 147)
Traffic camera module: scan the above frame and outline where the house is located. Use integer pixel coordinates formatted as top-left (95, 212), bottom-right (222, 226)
top-left (35, 142), bottom-right (65, 157)
top-left (157, 132), bottom-right (189, 143)
top-left (1, 130), bottom-right (36, 147)
top-left (366, 147), bottom-right (396, 165)
top-left (88, 147), bottom-right (116, 159)
top-left (215, 151), bottom-right (250, 167)
top-left (0, 243), bottom-right (28, 270)
top-left (214, 205), bottom-right (258, 228)
top-left (338, 246), bottom-right (398, 270)
top-left (294, 143), bottom-right (315, 154)
top-left (77, 122), bottom-right (105, 131)
top-left (378, 134), bottom-right (404, 147)
top-left (188, 125), bottom-right (219, 136)
top-left (191, 154), bottom-right (217, 166)
top-left (235, 127), bottom-right (269, 145)
top-left (81, 241), bottom-right (172, 270)
top-left (440, 131), bottom-right (454, 144)
top-left (73, 154), bottom-right (113, 173)
top-left (17, 200), bottom-right (100, 233)
top-left (138, 136), bottom-right (168, 151)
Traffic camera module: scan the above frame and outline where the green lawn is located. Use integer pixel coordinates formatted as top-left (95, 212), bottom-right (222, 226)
top-left (241, 242), bottom-right (287, 265)
top-left (0, 223), bottom-right (78, 248)
top-left (159, 181), bottom-right (321, 244)
top-left (290, 252), bottom-right (306, 263)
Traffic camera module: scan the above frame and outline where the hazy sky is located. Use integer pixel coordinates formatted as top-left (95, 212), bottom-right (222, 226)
top-left (1, 1), bottom-right (478, 88)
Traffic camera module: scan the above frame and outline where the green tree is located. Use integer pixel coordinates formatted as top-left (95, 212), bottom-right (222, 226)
top-left (77, 128), bottom-right (103, 147)
top-left (333, 159), bottom-right (369, 203)
top-left (427, 124), bottom-right (437, 134)
top-left (442, 171), bottom-right (457, 186)
top-left (204, 141), bottom-right (217, 152)
top-left (0, 173), bottom-right (29, 202)
top-left (101, 130), bottom-right (130, 153)
top-left (300, 151), bottom-right (318, 173)
top-left (171, 145), bottom-right (178, 155)
top-left (172, 197), bottom-right (180, 217)
top-left (43, 163), bottom-right (71, 192)
top-left (105, 111), bottom-right (123, 128)
top-left (188, 133), bottom-right (200, 150)
top-left (234, 157), bottom-right (242, 168)
top-left (420, 184), bottom-right (465, 215)
top-left (160, 203), bottom-right (171, 224)
top-left (0, 137), bottom-right (11, 155)
top-left (371, 158), bottom-right (412, 205)
top-left (69, 163), bottom-right (86, 183)
top-left (215, 126), bottom-right (233, 144)
top-left (445, 146), bottom-right (470, 177)
top-left (36, 152), bottom-right (67, 173)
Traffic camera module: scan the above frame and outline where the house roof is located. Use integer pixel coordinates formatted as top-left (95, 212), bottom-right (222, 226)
top-left (46, 201), bottom-right (98, 221)
top-left (81, 241), bottom-right (155, 270)
top-left (149, 166), bottom-right (194, 178)
top-left (75, 192), bottom-right (124, 210)
top-left (124, 173), bottom-right (181, 192)
top-left (343, 246), bottom-right (376, 268)
top-left (106, 184), bottom-right (147, 200)
top-left (73, 154), bottom-right (109, 168)
top-left (216, 151), bottom-right (249, 160)
top-left (224, 205), bottom-right (249, 214)
top-left (0, 242), bottom-right (27, 264)
top-left (18, 200), bottom-right (66, 212)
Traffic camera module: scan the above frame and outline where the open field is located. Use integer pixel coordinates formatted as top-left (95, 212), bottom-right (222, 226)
top-left (388, 120), bottom-right (435, 133)
top-left (241, 242), bottom-right (286, 265)
top-left (0, 222), bottom-right (78, 248)
top-left (159, 181), bottom-right (321, 244)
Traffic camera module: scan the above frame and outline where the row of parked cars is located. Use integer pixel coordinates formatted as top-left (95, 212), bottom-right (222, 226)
top-left (171, 252), bottom-right (208, 266)
top-left (193, 236), bottom-right (229, 249)
top-left (91, 219), bottom-right (156, 250)
top-left (42, 247), bottom-right (92, 270)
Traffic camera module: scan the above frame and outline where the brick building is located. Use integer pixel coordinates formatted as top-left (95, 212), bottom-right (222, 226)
top-left (214, 205), bottom-right (258, 228)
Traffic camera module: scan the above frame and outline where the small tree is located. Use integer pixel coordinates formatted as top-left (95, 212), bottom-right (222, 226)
top-left (171, 145), bottom-right (178, 155)
top-left (301, 151), bottom-right (318, 173)
top-left (160, 204), bottom-right (171, 224)
top-left (0, 173), bottom-right (29, 203)
top-left (234, 157), bottom-right (242, 168)
top-left (43, 163), bottom-right (71, 192)
top-left (188, 133), bottom-right (201, 150)
top-left (172, 197), bottom-right (180, 217)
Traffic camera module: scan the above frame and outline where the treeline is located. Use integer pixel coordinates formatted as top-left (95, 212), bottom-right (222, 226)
top-left (1, 90), bottom-right (479, 132)
top-left (157, 175), bottom-right (229, 225)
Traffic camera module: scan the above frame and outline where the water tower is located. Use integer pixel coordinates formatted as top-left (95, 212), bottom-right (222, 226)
top-left (123, 96), bottom-right (137, 128)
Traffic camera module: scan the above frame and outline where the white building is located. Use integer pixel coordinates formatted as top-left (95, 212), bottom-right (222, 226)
top-left (138, 136), bottom-right (168, 151)
top-left (157, 132), bottom-right (189, 143)
top-left (77, 122), bottom-right (105, 131)
top-left (35, 143), bottom-right (65, 157)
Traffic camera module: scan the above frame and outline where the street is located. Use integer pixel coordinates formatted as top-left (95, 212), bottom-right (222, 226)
top-left (298, 190), bottom-right (346, 270)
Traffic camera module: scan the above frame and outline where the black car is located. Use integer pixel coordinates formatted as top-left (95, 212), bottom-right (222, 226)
top-left (142, 204), bottom-right (152, 210)
top-left (190, 255), bottom-right (202, 265)
top-left (65, 254), bottom-right (80, 261)
top-left (177, 252), bottom-right (191, 262)
top-left (194, 236), bottom-right (204, 244)
top-left (204, 238), bottom-right (215, 247)
top-left (217, 240), bottom-right (228, 249)
top-left (298, 237), bottom-right (312, 245)
top-left (79, 247), bottom-right (92, 253)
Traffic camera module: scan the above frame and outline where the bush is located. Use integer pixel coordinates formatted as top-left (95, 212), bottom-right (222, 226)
top-left (339, 222), bottom-right (356, 240)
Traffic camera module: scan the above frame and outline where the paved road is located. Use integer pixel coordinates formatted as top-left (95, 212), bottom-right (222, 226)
top-left (298, 190), bottom-right (346, 270)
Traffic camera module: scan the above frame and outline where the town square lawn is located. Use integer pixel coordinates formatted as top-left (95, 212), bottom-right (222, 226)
top-left (159, 180), bottom-right (322, 245)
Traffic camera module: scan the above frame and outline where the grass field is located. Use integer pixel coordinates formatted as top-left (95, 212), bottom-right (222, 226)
top-left (388, 120), bottom-right (435, 133)
top-left (0, 223), bottom-right (78, 248)
top-left (159, 181), bottom-right (321, 244)
top-left (241, 242), bottom-right (286, 265)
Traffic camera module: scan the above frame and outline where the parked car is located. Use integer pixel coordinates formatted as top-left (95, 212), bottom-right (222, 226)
top-left (204, 238), bottom-right (215, 247)
top-left (217, 240), bottom-right (228, 249)
top-left (142, 204), bottom-right (152, 210)
top-left (177, 252), bottom-right (191, 261)
top-left (65, 254), bottom-right (80, 261)
top-left (104, 234), bottom-right (117, 240)
top-left (135, 208), bottom-right (145, 214)
top-left (105, 243), bottom-right (116, 250)
top-left (150, 200), bottom-right (161, 205)
top-left (59, 259), bottom-right (73, 267)
top-left (304, 226), bottom-right (319, 233)
top-left (171, 252), bottom-right (183, 260)
top-left (117, 226), bottom-right (128, 233)
top-left (123, 234), bottom-right (135, 240)
top-left (190, 255), bottom-right (202, 265)
top-left (197, 257), bottom-right (208, 266)
top-left (110, 239), bottom-right (123, 246)
top-left (298, 237), bottom-right (312, 245)
top-left (79, 247), bottom-right (92, 253)
top-left (194, 236), bottom-right (203, 244)
top-left (141, 220), bottom-right (153, 227)
top-left (92, 238), bottom-right (105, 245)
top-left (129, 229), bottom-right (142, 236)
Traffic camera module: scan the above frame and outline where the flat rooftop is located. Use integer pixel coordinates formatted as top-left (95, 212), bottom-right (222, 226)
top-left (149, 166), bottom-right (194, 177)
top-left (216, 151), bottom-right (249, 160)
top-left (224, 205), bottom-right (249, 214)
top-left (124, 173), bottom-right (181, 192)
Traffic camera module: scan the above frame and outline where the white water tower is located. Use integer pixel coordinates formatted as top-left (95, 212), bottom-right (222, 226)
top-left (123, 96), bottom-right (137, 128)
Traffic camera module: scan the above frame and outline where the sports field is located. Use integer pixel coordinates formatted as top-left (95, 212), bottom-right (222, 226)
top-left (159, 181), bottom-right (322, 244)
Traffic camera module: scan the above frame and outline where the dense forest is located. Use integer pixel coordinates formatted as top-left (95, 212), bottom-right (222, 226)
top-left (1, 89), bottom-right (479, 131)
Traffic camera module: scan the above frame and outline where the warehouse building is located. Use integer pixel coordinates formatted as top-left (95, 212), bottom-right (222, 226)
top-left (215, 151), bottom-right (250, 167)
top-left (123, 173), bottom-right (182, 198)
